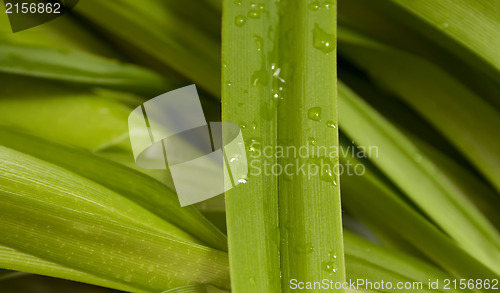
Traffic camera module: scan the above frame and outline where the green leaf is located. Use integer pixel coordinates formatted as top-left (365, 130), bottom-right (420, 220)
top-left (408, 135), bottom-right (500, 230)
top-left (0, 10), bottom-right (115, 57)
top-left (338, 70), bottom-right (500, 229)
top-left (222, 1), bottom-right (281, 291)
top-left (338, 27), bottom-right (500, 193)
top-left (0, 195), bottom-right (230, 292)
top-left (0, 75), bottom-right (134, 151)
top-left (337, 0), bottom-right (500, 111)
top-left (0, 43), bottom-right (174, 95)
top-left (74, 0), bottom-right (221, 96)
top-left (365, 0), bottom-right (500, 85)
top-left (0, 144), bottom-right (200, 243)
top-left (1, 7), bottom-right (173, 95)
top-left (338, 82), bottom-right (500, 276)
top-left (344, 231), bottom-right (474, 293)
top-left (223, 0), bottom-right (344, 292)
top-left (339, 136), bottom-right (499, 282)
top-left (0, 128), bottom-right (227, 251)
top-left (0, 245), bottom-right (146, 293)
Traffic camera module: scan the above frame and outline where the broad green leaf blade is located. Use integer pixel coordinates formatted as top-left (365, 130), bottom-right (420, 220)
top-left (1, 6), bottom-right (173, 95)
top-left (338, 71), bottom-right (500, 229)
top-left (0, 145), bottom-right (199, 243)
top-left (74, 0), bottom-right (221, 96)
top-left (338, 136), bottom-right (499, 281)
top-left (0, 128), bottom-right (227, 251)
top-left (0, 10), bottom-right (115, 57)
top-left (223, 0), bottom-right (344, 292)
top-left (338, 27), bottom-right (500, 193)
top-left (338, 69), bottom-right (465, 164)
top-left (344, 232), bottom-right (474, 293)
top-left (0, 75), bottom-right (134, 151)
top-left (0, 246), bottom-right (146, 293)
top-left (366, 0), bottom-right (500, 85)
top-left (408, 135), bottom-right (500, 230)
top-left (338, 82), bottom-right (500, 275)
top-left (222, 0), bottom-right (281, 291)
top-left (337, 0), bottom-right (500, 111)
top-left (0, 198), bottom-right (230, 292)
top-left (0, 43), bottom-right (174, 95)
top-left (278, 1), bottom-right (344, 292)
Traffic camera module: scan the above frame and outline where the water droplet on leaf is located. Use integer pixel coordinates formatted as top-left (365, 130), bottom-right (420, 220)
top-left (308, 107), bottom-right (322, 121)
top-left (235, 15), bottom-right (246, 26)
top-left (326, 120), bottom-right (336, 128)
top-left (248, 10), bottom-right (261, 18)
top-left (313, 24), bottom-right (335, 54)
top-left (296, 243), bottom-right (315, 254)
top-left (308, 1), bottom-right (320, 10)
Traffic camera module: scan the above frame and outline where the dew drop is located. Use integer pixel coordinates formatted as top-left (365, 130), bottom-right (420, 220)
top-left (326, 120), bottom-right (336, 128)
top-left (238, 178), bottom-right (248, 184)
top-left (313, 24), bottom-right (336, 54)
top-left (296, 243), bottom-right (315, 254)
top-left (323, 0), bottom-right (335, 9)
top-left (321, 261), bottom-right (337, 275)
top-left (234, 0), bottom-right (242, 5)
top-left (308, 1), bottom-right (320, 10)
top-left (247, 138), bottom-right (261, 153)
top-left (320, 167), bottom-right (337, 186)
top-left (308, 107), bottom-right (322, 121)
top-left (308, 137), bottom-right (316, 145)
top-left (248, 10), bottom-right (261, 18)
top-left (235, 15), bottom-right (246, 27)
top-left (322, 251), bottom-right (338, 275)
top-left (442, 22), bottom-right (449, 28)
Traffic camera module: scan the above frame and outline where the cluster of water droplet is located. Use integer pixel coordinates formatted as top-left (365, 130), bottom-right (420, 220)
top-left (321, 251), bottom-right (338, 275)
top-left (234, 2), bottom-right (266, 27)
top-left (308, 0), bottom-right (335, 10)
